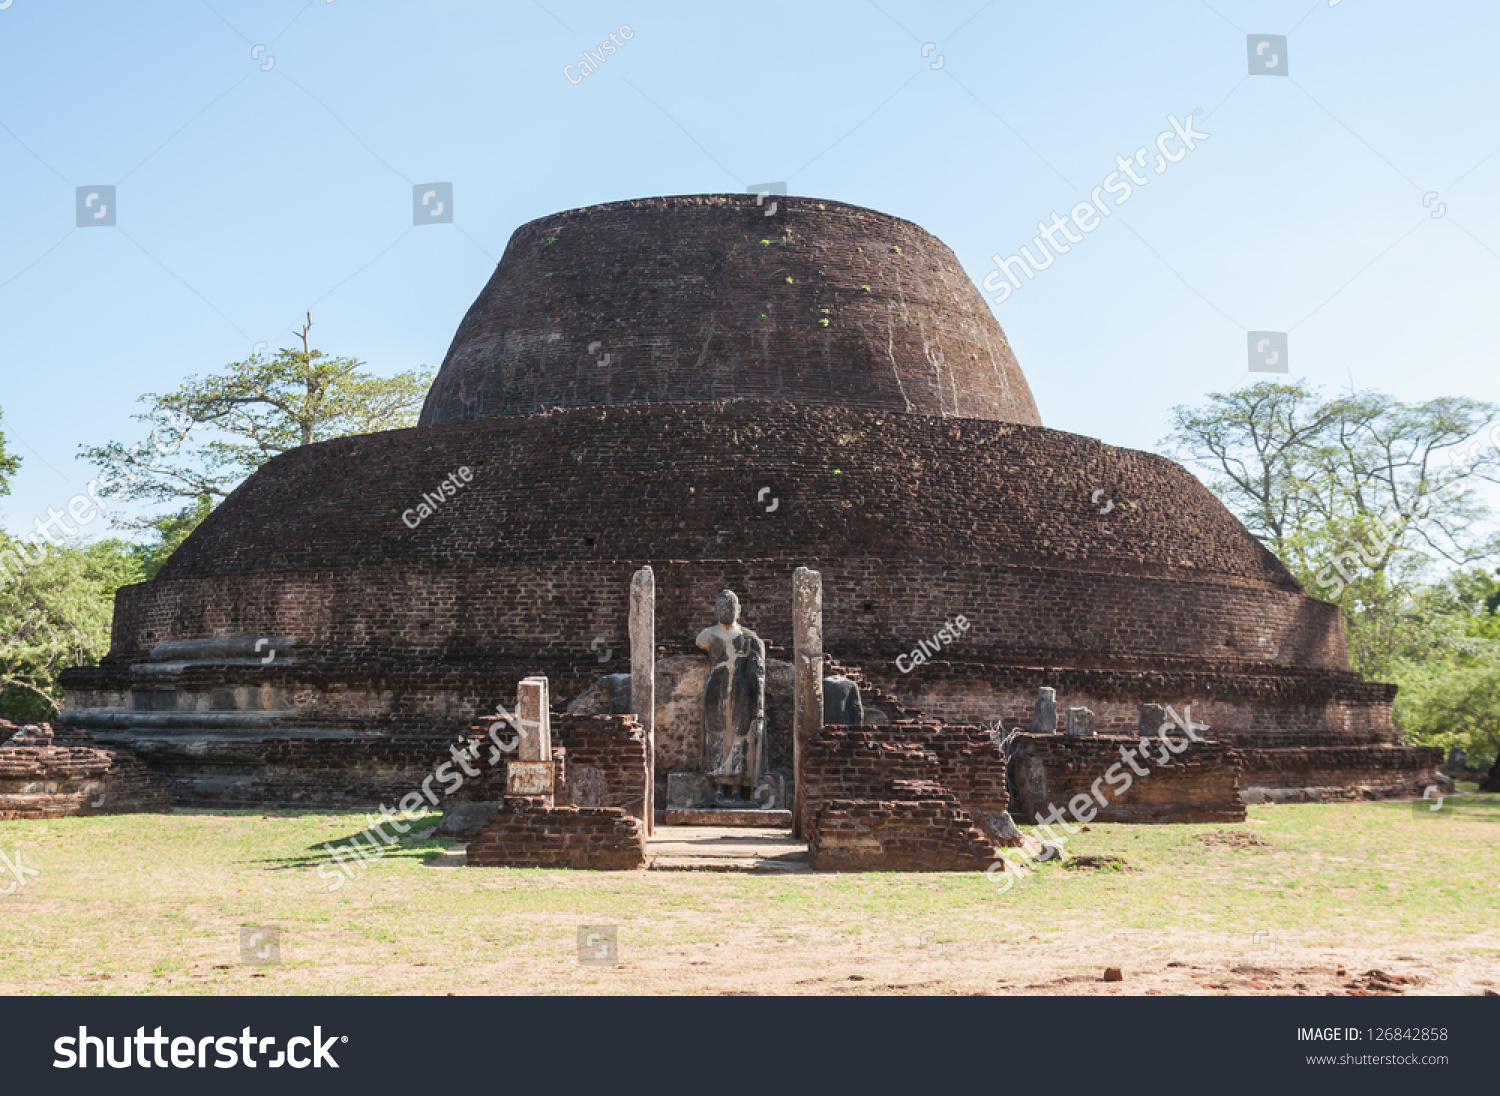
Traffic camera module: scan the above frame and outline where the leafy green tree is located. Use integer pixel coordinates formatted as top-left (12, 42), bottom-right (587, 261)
top-left (82, 315), bottom-right (433, 512)
top-left (1164, 381), bottom-right (1500, 680)
top-left (0, 533), bottom-right (142, 719)
top-left (0, 405), bottom-right (21, 498)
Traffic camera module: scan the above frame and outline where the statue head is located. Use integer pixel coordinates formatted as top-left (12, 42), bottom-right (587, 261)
top-left (714, 589), bottom-right (740, 627)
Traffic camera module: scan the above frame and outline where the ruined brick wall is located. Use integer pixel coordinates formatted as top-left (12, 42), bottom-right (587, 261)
top-left (1007, 732), bottom-right (1245, 825)
top-left (552, 714), bottom-right (649, 820)
top-left (0, 724), bottom-right (171, 819)
top-left (1235, 744), bottom-right (1443, 801)
top-left (418, 194), bottom-right (1039, 427)
top-left (799, 723), bottom-right (1009, 837)
top-left (855, 662), bottom-right (1399, 745)
top-left (808, 783), bottom-right (1003, 872)
top-left (108, 732), bottom-right (482, 808)
top-left (465, 802), bottom-right (645, 870)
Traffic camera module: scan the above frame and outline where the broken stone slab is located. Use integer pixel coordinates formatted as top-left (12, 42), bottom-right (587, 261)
top-left (1031, 687), bottom-right (1057, 734)
top-left (437, 801), bottom-right (499, 837)
top-left (822, 675), bottom-right (863, 725)
top-left (1066, 706), bottom-right (1096, 737)
top-left (667, 771), bottom-right (714, 809)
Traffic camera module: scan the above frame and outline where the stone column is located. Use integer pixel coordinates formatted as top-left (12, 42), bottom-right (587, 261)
top-left (1031, 687), bottom-right (1057, 734)
top-left (630, 566), bottom-right (656, 834)
top-left (516, 676), bottom-right (551, 760)
top-left (792, 566), bottom-right (823, 838)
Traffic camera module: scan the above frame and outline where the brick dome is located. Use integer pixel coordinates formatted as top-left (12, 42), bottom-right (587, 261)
top-left (417, 194), bottom-right (1040, 427)
top-left (61, 195), bottom-right (1441, 810)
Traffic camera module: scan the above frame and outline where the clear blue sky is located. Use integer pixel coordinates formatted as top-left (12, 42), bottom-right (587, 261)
top-left (2, 0), bottom-right (1497, 537)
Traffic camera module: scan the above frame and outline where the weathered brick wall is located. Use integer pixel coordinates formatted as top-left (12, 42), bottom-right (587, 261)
top-left (105, 731), bottom-right (483, 808)
top-left (418, 194), bottom-right (1040, 427)
top-left (1235, 744), bottom-right (1443, 801)
top-left (461, 713), bottom-right (649, 820)
top-left (0, 724), bottom-right (171, 819)
top-left (808, 784), bottom-right (1003, 872)
top-left (465, 801), bottom-right (645, 870)
top-left (1007, 732), bottom-right (1245, 824)
top-left (856, 663), bottom-right (1400, 745)
top-left (111, 400), bottom-right (1329, 670)
top-left (799, 723), bottom-right (1009, 837)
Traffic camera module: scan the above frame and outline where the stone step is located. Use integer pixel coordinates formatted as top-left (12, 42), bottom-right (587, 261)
top-left (648, 855), bottom-right (811, 873)
top-left (661, 808), bottom-right (793, 828)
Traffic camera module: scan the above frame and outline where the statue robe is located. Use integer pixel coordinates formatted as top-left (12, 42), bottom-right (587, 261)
top-left (698, 624), bottom-right (766, 788)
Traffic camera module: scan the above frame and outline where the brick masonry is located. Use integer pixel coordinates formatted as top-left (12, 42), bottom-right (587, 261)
top-left (0, 721), bottom-right (171, 819)
top-left (800, 723), bottom-right (1012, 869)
top-left (464, 801), bottom-right (646, 870)
top-left (418, 194), bottom-right (1040, 427)
top-left (52, 193), bottom-right (1444, 823)
top-left (1007, 731), bottom-right (1245, 824)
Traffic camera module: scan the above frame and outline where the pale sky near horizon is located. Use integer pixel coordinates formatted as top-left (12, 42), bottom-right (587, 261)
top-left (2, 0), bottom-right (1498, 539)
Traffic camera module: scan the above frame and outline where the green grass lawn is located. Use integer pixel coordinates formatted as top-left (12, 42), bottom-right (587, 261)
top-left (2, 788), bottom-right (1496, 995)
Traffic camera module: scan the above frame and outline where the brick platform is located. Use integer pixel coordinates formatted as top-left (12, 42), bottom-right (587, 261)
top-left (0, 722), bottom-right (171, 820)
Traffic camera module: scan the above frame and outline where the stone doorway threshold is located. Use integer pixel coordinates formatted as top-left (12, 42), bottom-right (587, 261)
top-left (647, 825), bottom-right (809, 873)
top-left (658, 808), bottom-right (793, 828)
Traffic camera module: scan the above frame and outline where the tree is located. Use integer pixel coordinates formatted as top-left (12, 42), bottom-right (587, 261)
top-left (1163, 381), bottom-right (1500, 679)
top-left (82, 314), bottom-right (433, 510)
top-left (0, 405), bottom-right (20, 498)
top-left (0, 532), bottom-right (141, 720)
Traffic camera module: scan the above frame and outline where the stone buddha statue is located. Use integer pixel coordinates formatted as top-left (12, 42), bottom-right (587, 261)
top-left (696, 589), bottom-right (767, 803)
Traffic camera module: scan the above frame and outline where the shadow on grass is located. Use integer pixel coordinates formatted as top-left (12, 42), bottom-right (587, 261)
top-left (243, 813), bottom-right (459, 871)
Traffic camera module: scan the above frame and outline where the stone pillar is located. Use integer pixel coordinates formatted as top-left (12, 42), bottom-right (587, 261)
top-left (792, 566), bottom-right (823, 839)
top-left (516, 676), bottom-right (551, 760)
top-left (1138, 703), bottom-right (1167, 737)
top-left (1031, 687), bottom-right (1057, 734)
top-left (1066, 706), bottom-right (1096, 737)
top-left (630, 566), bottom-right (656, 835)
